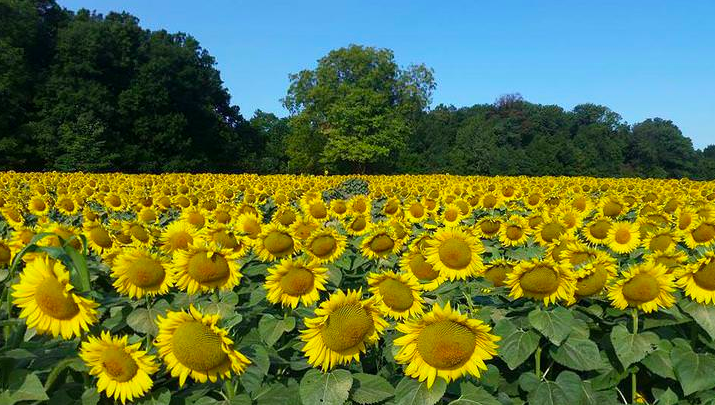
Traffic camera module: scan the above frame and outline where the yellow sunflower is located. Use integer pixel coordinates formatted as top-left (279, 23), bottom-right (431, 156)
top-left (482, 258), bottom-right (516, 288)
top-left (80, 331), bottom-right (158, 404)
top-left (534, 217), bottom-right (567, 246)
top-left (254, 223), bottom-right (299, 262)
top-left (475, 217), bottom-right (502, 239)
top-left (300, 289), bottom-right (387, 370)
top-left (235, 212), bottom-right (263, 243)
top-left (393, 302), bottom-right (499, 389)
top-left (683, 219), bottom-right (715, 249)
top-left (82, 221), bottom-right (114, 255)
top-left (505, 259), bottom-right (575, 305)
top-left (343, 214), bottom-right (371, 236)
top-left (160, 220), bottom-right (203, 255)
top-left (264, 257), bottom-right (328, 308)
top-left (675, 251), bottom-right (715, 304)
top-left (12, 256), bottom-right (98, 339)
top-left (172, 241), bottom-right (243, 294)
top-left (424, 227), bottom-right (484, 280)
top-left (608, 261), bottom-right (675, 313)
top-left (405, 201), bottom-right (429, 223)
top-left (367, 270), bottom-right (424, 319)
top-left (27, 195), bottom-right (51, 217)
top-left (155, 305), bottom-right (251, 386)
top-left (111, 248), bottom-right (173, 298)
top-left (645, 250), bottom-right (689, 273)
top-left (360, 226), bottom-right (403, 260)
top-left (289, 215), bottom-right (320, 241)
top-left (572, 253), bottom-right (617, 300)
top-left (606, 221), bottom-right (641, 254)
top-left (440, 203), bottom-right (465, 227)
top-left (498, 215), bottom-right (530, 247)
top-left (582, 217), bottom-right (612, 246)
top-left (400, 238), bottom-right (445, 291)
top-left (642, 228), bottom-right (680, 253)
top-left (304, 226), bottom-right (347, 264)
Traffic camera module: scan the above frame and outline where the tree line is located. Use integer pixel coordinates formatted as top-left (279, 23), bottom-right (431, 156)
top-left (1, 0), bottom-right (713, 178)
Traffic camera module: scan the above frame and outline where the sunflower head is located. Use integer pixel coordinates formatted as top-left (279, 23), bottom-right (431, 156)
top-left (305, 227), bottom-right (346, 264)
top-left (361, 226), bottom-right (402, 260)
top-left (608, 261), bottom-right (675, 313)
top-left (111, 248), bottom-right (173, 298)
top-left (424, 227), bottom-right (484, 280)
top-left (255, 223), bottom-right (299, 262)
top-left (367, 270), bottom-right (424, 319)
top-left (505, 259), bottom-right (575, 306)
top-left (675, 251), bottom-right (715, 304)
top-left (264, 257), bottom-right (328, 308)
top-left (172, 241), bottom-right (243, 294)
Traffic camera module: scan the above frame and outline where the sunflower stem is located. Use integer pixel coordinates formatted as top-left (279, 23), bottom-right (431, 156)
top-left (535, 346), bottom-right (542, 380)
top-left (631, 308), bottom-right (638, 404)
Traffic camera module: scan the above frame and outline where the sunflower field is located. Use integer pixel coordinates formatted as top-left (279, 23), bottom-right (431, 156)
top-left (2, 173), bottom-right (715, 405)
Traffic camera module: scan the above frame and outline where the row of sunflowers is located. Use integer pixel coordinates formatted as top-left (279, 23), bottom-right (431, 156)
top-left (1, 172), bottom-right (715, 405)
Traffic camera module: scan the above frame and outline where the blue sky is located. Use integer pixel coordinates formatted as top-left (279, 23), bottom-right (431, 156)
top-left (58, 0), bottom-right (714, 148)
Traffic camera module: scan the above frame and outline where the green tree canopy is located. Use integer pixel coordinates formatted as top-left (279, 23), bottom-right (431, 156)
top-left (283, 45), bottom-right (435, 174)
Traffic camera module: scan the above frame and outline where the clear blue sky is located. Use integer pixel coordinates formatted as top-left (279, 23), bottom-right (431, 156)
top-left (58, 0), bottom-right (714, 148)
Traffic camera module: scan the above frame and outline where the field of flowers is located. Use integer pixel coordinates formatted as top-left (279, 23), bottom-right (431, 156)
top-left (1, 173), bottom-right (715, 405)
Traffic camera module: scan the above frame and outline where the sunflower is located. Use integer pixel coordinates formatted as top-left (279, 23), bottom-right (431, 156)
top-left (441, 203), bottom-right (465, 227)
top-left (155, 305), bottom-right (251, 386)
top-left (606, 221), bottom-right (641, 254)
top-left (645, 250), bottom-right (689, 273)
top-left (272, 205), bottom-right (298, 227)
top-left (300, 289), bottom-right (387, 370)
top-left (264, 257), bottom-right (328, 308)
top-left (80, 331), bottom-right (158, 404)
top-left (329, 199), bottom-right (349, 219)
top-left (572, 253), bottom-right (617, 299)
top-left (405, 201), bottom-right (429, 223)
top-left (12, 256), bottom-right (98, 339)
top-left (179, 207), bottom-right (209, 229)
top-left (83, 221), bottom-right (114, 255)
top-left (482, 258), bottom-right (516, 287)
top-left (382, 197), bottom-right (402, 217)
top-left (304, 226), bottom-right (347, 264)
top-left (683, 219), bottom-right (715, 249)
top-left (121, 221), bottom-right (154, 248)
top-left (393, 302), bottom-right (499, 389)
top-left (2, 205), bottom-right (26, 228)
top-left (348, 195), bottom-right (371, 217)
top-left (400, 239), bottom-right (445, 291)
top-left (675, 251), bottom-right (715, 304)
top-left (301, 197), bottom-right (329, 222)
top-left (172, 241), bottom-right (243, 294)
top-left (111, 249), bottom-right (173, 298)
top-left (534, 217), bottom-right (567, 246)
top-left (608, 261), bottom-right (675, 313)
top-left (582, 217), bottom-right (612, 246)
top-left (344, 214), bottom-right (371, 236)
top-left (475, 217), bottom-right (502, 239)
top-left (289, 215), bottom-right (320, 241)
top-left (55, 195), bottom-right (80, 216)
top-left (0, 239), bottom-right (11, 267)
top-left (235, 212), bottom-right (263, 243)
top-left (27, 195), bottom-right (51, 217)
top-left (360, 226), bottom-right (403, 260)
top-left (505, 259), bottom-right (575, 305)
top-left (254, 223), bottom-right (299, 262)
top-left (206, 224), bottom-right (249, 256)
top-left (367, 270), bottom-right (424, 319)
top-left (642, 228), bottom-right (680, 253)
top-left (160, 220), bottom-right (204, 255)
top-left (499, 216), bottom-right (530, 247)
top-left (425, 227), bottom-right (484, 280)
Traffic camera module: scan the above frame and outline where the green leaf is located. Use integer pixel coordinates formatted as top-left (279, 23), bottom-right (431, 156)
top-left (671, 343), bottom-right (715, 395)
top-left (493, 319), bottom-right (540, 370)
top-left (299, 369), bottom-right (353, 405)
top-left (550, 336), bottom-right (604, 371)
top-left (448, 383), bottom-right (501, 405)
top-left (258, 315), bottom-right (295, 347)
top-left (81, 388), bottom-right (100, 405)
top-left (253, 381), bottom-right (300, 405)
top-left (62, 235), bottom-right (91, 292)
top-left (394, 377), bottom-right (447, 405)
top-left (126, 303), bottom-right (168, 336)
top-left (527, 307), bottom-right (576, 345)
top-left (652, 388), bottom-right (678, 405)
top-left (134, 388), bottom-right (171, 405)
top-left (528, 381), bottom-right (568, 405)
top-left (240, 345), bottom-right (270, 393)
top-left (2, 370), bottom-right (49, 404)
top-left (350, 373), bottom-right (394, 404)
top-left (641, 340), bottom-right (676, 380)
top-left (680, 299), bottom-right (715, 341)
top-left (610, 324), bottom-right (658, 369)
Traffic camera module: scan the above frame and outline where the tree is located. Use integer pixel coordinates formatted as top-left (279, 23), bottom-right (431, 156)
top-left (250, 110), bottom-right (290, 173)
top-left (628, 118), bottom-right (696, 178)
top-left (283, 45), bottom-right (435, 173)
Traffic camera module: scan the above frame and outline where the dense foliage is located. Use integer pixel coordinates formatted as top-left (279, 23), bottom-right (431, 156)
top-left (2, 173), bottom-right (715, 405)
top-left (1, 0), bottom-right (714, 179)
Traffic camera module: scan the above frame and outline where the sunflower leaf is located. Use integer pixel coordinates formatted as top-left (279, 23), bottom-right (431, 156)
top-left (610, 324), bottom-right (658, 369)
top-left (394, 377), bottom-right (446, 405)
top-left (493, 319), bottom-right (540, 370)
top-left (550, 336), bottom-right (605, 371)
top-left (527, 307), bottom-right (576, 345)
top-left (680, 299), bottom-right (715, 341)
top-left (448, 382), bottom-right (501, 405)
top-left (671, 341), bottom-right (715, 396)
top-left (350, 373), bottom-right (394, 404)
top-left (299, 369), bottom-right (353, 405)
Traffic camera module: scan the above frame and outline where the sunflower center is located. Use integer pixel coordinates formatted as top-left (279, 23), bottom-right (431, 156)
top-left (370, 234), bottom-right (395, 253)
top-left (187, 212), bottom-right (205, 228)
top-left (0, 244), bottom-right (10, 265)
top-left (438, 238), bottom-right (472, 269)
top-left (409, 253), bottom-right (439, 280)
top-left (444, 208), bottom-right (459, 222)
top-left (102, 346), bottom-right (139, 382)
top-left (692, 224), bottom-right (715, 243)
top-left (130, 225), bottom-right (150, 242)
top-left (31, 199), bottom-right (46, 211)
top-left (603, 201), bottom-right (622, 217)
top-left (484, 264), bottom-right (510, 287)
top-left (34, 277), bottom-right (79, 320)
top-left (649, 235), bottom-right (672, 252)
top-left (263, 231), bottom-right (294, 256)
top-left (126, 256), bottom-right (166, 288)
top-left (614, 228), bottom-right (632, 244)
top-left (89, 227), bottom-right (113, 248)
top-left (570, 252), bottom-right (592, 267)
top-left (575, 266), bottom-right (608, 297)
top-left (332, 201), bottom-right (347, 215)
top-left (384, 200), bottom-right (399, 215)
top-left (482, 195), bottom-right (497, 208)
top-left (693, 260), bottom-right (715, 291)
top-left (310, 236), bottom-right (337, 257)
top-left (242, 219), bottom-right (261, 239)
top-left (506, 226), bottom-right (523, 241)
top-left (590, 220), bottom-right (611, 239)
top-left (280, 267), bottom-right (314, 296)
top-left (321, 304), bottom-right (374, 352)
top-left (409, 203), bottom-right (424, 218)
top-left (350, 217), bottom-right (367, 232)
top-left (352, 199), bottom-right (367, 213)
top-left (622, 274), bottom-right (660, 303)
top-left (309, 202), bottom-right (327, 219)
top-left (277, 211), bottom-right (296, 226)
top-left (417, 320), bottom-right (476, 370)
top-left (187, 252), bottom-right (230, 285)
top-left (378, 279), bottom-right (414, 311)
top-left (212, 231), bottom-right (237, 250)
top-left (541, 223), bottom-right (564, 243)
top-left (171, 321), bottom-right (229, 371)
top-left (170, 231), bottom-right (193, 250)
top-left (519, 266), bottom-right (560, 295)
top-left (480, 221), bottom-right (500, 235)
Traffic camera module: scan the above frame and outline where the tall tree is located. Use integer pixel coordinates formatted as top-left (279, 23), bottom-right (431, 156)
top-left (283, 45), bottom-right (435, 174)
